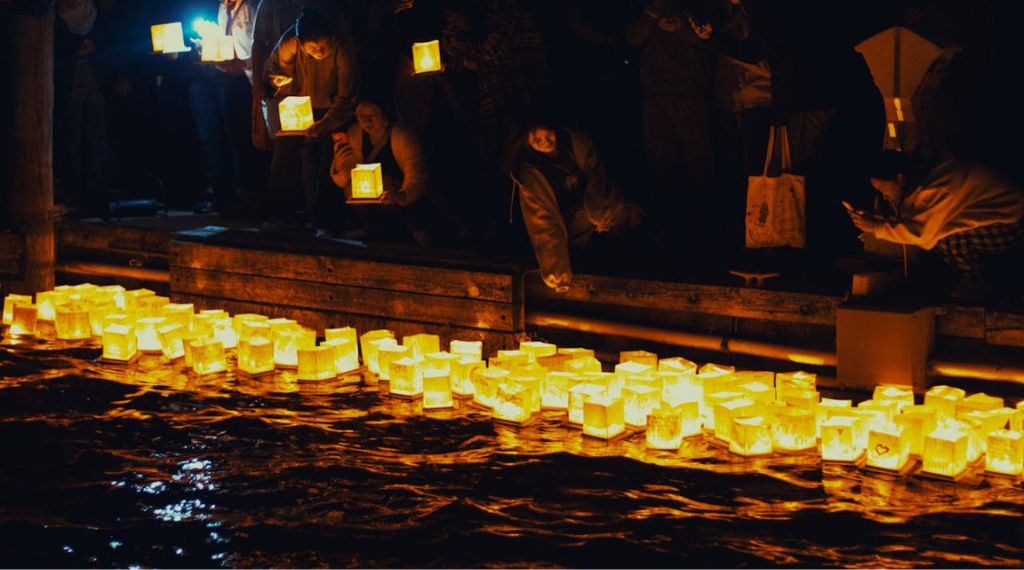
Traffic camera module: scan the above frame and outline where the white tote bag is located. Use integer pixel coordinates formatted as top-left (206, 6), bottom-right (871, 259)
top-left (745, 126), bottom-right (806, 248)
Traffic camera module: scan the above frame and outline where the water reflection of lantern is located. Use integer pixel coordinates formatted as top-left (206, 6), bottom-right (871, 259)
top-left (714, 398), bottom-right (758, 443)
top-left (985, 429), bottom-right (1023, 477)
top-left (541, 371), bottom-right (575, 410)
top-left (390, 356), bottom-right (424, 397)
top-left (297, 345), bottom-right (337, 380)
top-left (520, 341), bottom-right (557, 360)
top-left (151, 22), bottom-right (189, 53)
top-left (102, 324), bottom-right (137, 363)
top-left (422, 370), bottom-right (454, 409)
top-left (451, 357), bottom-right (484, 398)
top-left (620, 350), bottom-right (658, 368)
top-left (922, 427), bottom-right (970, 478)
top-left (378, 344), bottom-right (412, 381)
top-left (350, 163), bottom-right (385, 201)
top-left (471, 366), bottom-right (508, 408)
top-left (424, 351), bottom-right (459, 375)
top-left (646, 400), bottom-right (700, 449)
top-left (9, 303), bottom-right (38, 336)
top-left (402, 333), bottom-right (440, 358)
top-left (360, 330), bottom-right (396, 372)
top-left (35, 291), bottom-right (66, 321)
top-left (54, 304), bottom-right (92, 340)
top-left (412, 40), bottom-right (442, 74)
top-left (583, 395), bottom-right (625, 440)
top-left (135, 317), bottom-right (166, 353)
top-left (867, 423), bottom-right (910, 471)
top-left (771, 407), bottom-right (817, 452)
top-left (821, 416), bottom-right (865, 462)
top-left (894, 405), bottom-right (937, 457)
top-left (623, 385), bottom-right (660, 428)
top-left (323, 337), bottom-right (359, 374)
top-left (568, 383), bottom-right (606, 424)
top-left (237, 337), bottom-right (274, 376)
top-left (730, 416), bottom-right (773, 457)
top-left (190, 338), bottom-right (227, 375)
top-left (158, 323), bottom-right (186, 360)
top-left (450, 340), bottom-right (483, 361)
top-left (279, 96), bottom-right (314, 133)
top-left (274, 327), bottom-right (316, 368)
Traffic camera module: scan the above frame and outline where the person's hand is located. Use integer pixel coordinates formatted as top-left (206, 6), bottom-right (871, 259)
top-left (393, 0), bottom-right (414, 13)
top-left (657, 17), bottom-right (683, 32)
top-left (848, 208), bottom-right (883, 234)
top-left (689, 17), bottom-right (713, 39)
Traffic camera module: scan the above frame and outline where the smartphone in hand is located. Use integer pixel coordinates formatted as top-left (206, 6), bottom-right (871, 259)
top-left (841, 200), bottom-right (854, 212)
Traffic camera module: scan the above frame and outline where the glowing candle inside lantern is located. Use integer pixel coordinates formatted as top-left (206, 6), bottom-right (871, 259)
top-left (135, 317), bottom-right (166, 353)
top-left (771, 407), bottom-right (817, 452)
top-left (450, 340), bottom-right (483, 361)
top-left (821, 415), bottom-right (865, 462)
top-left (279, 96), bottom-right (314, 132)
top-left (237, 337), bottom-right (274, 375)
top-left (472, 367), bottom-right (509, 409)
top-left (350, 163), bottom-right (384, 201)
top-left (730, 416), bottom-right (773, 456)
top-left (923, 427), bottom-right (970, 478)
top-left (190, 338), bottom-right (227, 375)
top-left (323, 337), bottom-right (359, 374)
top-left (297, 345), bottom-right (337, 381)
top-left (450, 357), bottom-right (484, 398)
top-left (54, 303), bottom-right (92, 340)
top-left (151, 22), bottom-right (189, 53)
top-left (412, 40), bottom-right (442, 74)
top-left (583, 395), bottom-right (625, 440)
top-left (985, 429), bottom-right (1023, 477)
top-left (867, 423), bottom-right (910, 471)
top-left (9, 303), bottom-right (38, 336)
top-left (158, 323), bottom-right (186, 360)
top-left (102, 324), bottom-right (137, 362)
top-left (389, 356), bottom-right (423, 397)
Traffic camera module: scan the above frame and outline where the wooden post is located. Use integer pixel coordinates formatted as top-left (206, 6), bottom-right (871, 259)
top-left (2, 2), bottom-right (56, 295)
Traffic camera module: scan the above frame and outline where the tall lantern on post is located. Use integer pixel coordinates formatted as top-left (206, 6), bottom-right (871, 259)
top-left (412, 40), bottom-right (442, 75)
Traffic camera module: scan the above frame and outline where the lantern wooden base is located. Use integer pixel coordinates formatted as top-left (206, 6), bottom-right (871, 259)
top-left (821, 451), bottom-right (867, 467)
top-left (863, 457), bottom-right (919, 478)
top-left (581, 427), bottom-right (634, 442)
top-left (773, 445), bottom-right (820, 456)
top-left (386, 389), bottom-right (422, 401)
top-left (917, 455), bottom-right (986, 483)
top-left (235, 368), bottom-right (276, 379)
top-left (139, 348), bottom-right (164, 355)
top-left (983, 469), bottom-right (1024, 483)
top-left (345, 196), bottom-right (386, 205)
top-left (98, 353), bottom-right (139, 365)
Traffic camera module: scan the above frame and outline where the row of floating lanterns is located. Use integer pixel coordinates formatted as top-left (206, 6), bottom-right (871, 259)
top-left (4, 285), bottom-right (1024, 482)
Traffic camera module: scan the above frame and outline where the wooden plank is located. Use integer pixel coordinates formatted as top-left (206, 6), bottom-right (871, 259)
top-left (0, 231), bottom-right (25, 278)
top-left (171, 267), bottom-right (519, 332)
top-left (169, 240), bottom-right (514, 303)
top-left (172, 293), bottom-right (520, 356)
top-left (526, 273), bottom-right (840, 326)
top-left (936, 305), bottom-right (986, 340)
top-left (985, 311), bottom-right (1024, 348)
top-left (58, 221), bottom-right (170, 255)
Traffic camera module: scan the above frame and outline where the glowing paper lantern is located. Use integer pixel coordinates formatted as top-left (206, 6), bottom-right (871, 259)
top-left (1013, 402), bottom-right (1024, 432)
top-left (201, 34), bottom-right (235, 62)
top-left (714, 398), bottom-right (759, 443)
top-left (873, 385), bottom-right (915, 412)
top-left (778, 388), bottom-right (820, 410)
top-left (646, 400), bottom-right (700, 449)
top-left (660, 370), bottom-right (700, 404)
top-left (623, 385), bottom-right (660, 428)
top-left (771, 407), bottom-right (817, 452)
top-left (703, 390), bottom-right (744, 431)
top-left (857, 399), bottom-right (900, 422)
top-left (730, 416), bottom-right (773, 457)
top-left (583, 395), bottom-right (625, 440)
top-left (325, 327), bottom-right (358, 345)
top-left (35, 291), bottom-right (66, 322)
top-left (564, 356), bottom-right (602, 375)
top-left (237, 337), bottom-right (274, 376)
top-left (736, 380), bottom-right (773, 403)
top-left (659, 357), bottom-right (697, 374)
top-left (87, 299), bottom-right (119, 336)
top-left (160, 303), bottom-right (195, 332)
top-left (9, 303), bottom-right (38, 336)
top-left (158, 323), bottom-right (186, 360)
top-left (776, 371), bottom-right (816, 399)
top-left (135, 317), bottom-right (166, 353)
top-left (234, 313), bottom-right (268, 334)
top-left (620, 350), bottom-right (658, 368)
top-left (123, 288), bottom-right (155, 315)
top-left (151, 22), bottom-right (189, 53)
top-left (985, 429), bottom-right (1023, 477)
top-left (541, 371), bottom-right (575, 409)
top-left (95, 285), bottom-right (126, 308)
top-left (377, 344), bottom-right (412, 381)
top-left (403, 333), bottom-right (440, 358)
top-left (360, 330), bottom-right (395, 372)
top-left (102, 324), bottom-right (137, 363)
top-left (507, 374), bottom-right (542, 414)
top-left (568, 383), bottom-right (605, 425)
top-left (423, 370), bottom-right (454, 409)
top-left (471, 366), bottom-right (508, 409)
top-left (54, 304), bottom-right (92, 340)
top-left (238, 321), bottom-right (272, 343)
top-left (894, 405), bottom-right (937, 457)
top-left (489, 349), bottom-right (531, 369)
top-left (424, 352), bottom-right (460, 376)
top-left (279, 96), bottom-right (314, 133)
top-left (924, 385), bottom-right (965, 419)
top-left (389, 356), bottom-right (423, 397)
top-left (867, 424), bottom-right (911, 471)
top-left (450, 357), bottom-right (484, 398)
top-left (412, 40), bottom-right (442, 74)
top-left (323, 337), bottom-right (360, 374)
top-left (297, 345), bottom-right (337, 381)
top-left (537, 353), bottom-right (571, 372)
top-left (922, 427), bottom-right (970, 478)
top-left (493, 380), bottom-right (533, 424)
top-left (137, 295), bottom-right (170, 317)
top-left (450, 340), bottom-right (483, 361)
top-left (955, 393), bottom-right (1004, 418)
top-left (273, 327), bottom-right (316, 368)
top-left (559, 347), bottom-right (595, 360)
top-left (349, 163), bottom-right (384, 202)
top-left (190, 338), bottom-right (227, 375)
top-left (821, 416), bottom-right (866, 462)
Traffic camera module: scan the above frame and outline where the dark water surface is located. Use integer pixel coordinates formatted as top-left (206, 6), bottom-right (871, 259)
top-left (1, 339), bottom-right (1022, 568)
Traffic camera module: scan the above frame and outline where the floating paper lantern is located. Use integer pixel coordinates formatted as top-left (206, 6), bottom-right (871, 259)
top-left (450, 340), bottom-right (482, 361)
top-left (955, 393), bottom-right (1004, 418)
top-left (137, 295), bottom-right (170, 317)
top-left (493, 379), bottom-right (533, 424)
top-left (135, 317), bottom-right (166, 353)
top-left (1012, 402), bottom-right (1024, 432)
top-left (730, 416), bottom-right (773, 457)
top-left (279, 96), bottom-right (314, 133)
top-left (659, 356), bottom-right (697, 374)
top-left (451, 357), bottom-right (484, 398)
top-left (714, 397), bottom-right (758, 443)
top-left (412, 40), bottom-right (442, 74)
top-left (922, 427), bottom-right (970, 478)
top-left (102, 324), bottom-right (137, 362)
top-left (54, 303), bottom-right (92, 340)
top-left (423, 370), bottom-right (454, 409)
top-left (614, 361), bottom-right (653, 397)
top-left (95, 285), bottom-right (126, 309)
top-left (894, 405), bottom-right (937, 457)
top-left (190, 338), bottom-right (227, 375)
top-left (778, 387), bottom-right (820, 410)
top-left (771, 407), bottom-right (817, 452)
top-left (237, 337), bottom-right (274, 376)
top-left (122, 288), bottom-right (155, 315)
top-left (703, 390), bottom-right (744, 431)
top-left (776, 371), bottom-right (816, 399)
top-left (489, 349), bottom-right (531, 369)
top-left (873, 385), bottom-right (915, 412)
top-left (564, 356), bottom-right (602, 374)
top-left (350, 163), bottom-right (384, 201)
top-left (619, 350), bottom-right (658, 368)
top-left (297, 345), bottom-right (337, 380)
top-left (923, 385), bottom-right (963, 420)
top-left (537, 353), bottom-right (571, 372)
top-left (160, 303), bottom-right (194, 333)
top-left (234, 313), bottom-right (269, 334)
top-left (360, 330), bottom-right (395, 372)
top-left (274, 327), bottom-right (316, 368)
top-left (867, 424), bottom-right (911, 471)
top-left (583, 395), bottom-right (625, 440)
top-left (389, 356), bottom-right (423, 397)
top-left (325, 326), bottom-right (358, 345)
top-left (558, 347), bottom-right (595, 360)
top-left (323, 337), bottom-right (359, 374)
top-left (238, 320), bottom-right (272, 343)
top-left (736, 380), bottom-right (773, 403)
top-left (87, 299), bottom-right (119, 336)
top-left (158, 323), bottom-right (185, 360)
top-left (985, 429), bottom-right (1023, 477)
top-left (9, 303), bottom-right (38, 336)
top-left (821, 415), bottom-right (866, 462)
top-left (568, 383), bottom-right (605, 424)
top-left (646, 400), bottom-right (700, 450)
top-left (623, 385), bottom-right (660, 428)
top-left (35, 291), bottom-right (66, 322)
top-left (403, 333), bottom-right (440, 358)
top-left (698, 365), bottom-right (737, 398)
top-left (540, 371), bottom-right (574, 409)
top-left (209, 315), bottom-right (238, 349)
top-left (424, 351), bottom-right (460, 375)
top-left (378, 344), bottom-right (412, 381)
top-left (624, 373), bottom-right (661, 393)
top-left (471, 366), bottom-right (508, 409)
top-left (858, 399), bottom-right (900, 421)
top-left (151, 22), bottom-right (189, 53)
top-left (660, 370), bottom-right (700, 404)
top-left (520, 340), bottom-right (557, 360)
top-left (265, 318), bottom-right (297, 335)
top-left (201, 34), bottom-right (235, 62)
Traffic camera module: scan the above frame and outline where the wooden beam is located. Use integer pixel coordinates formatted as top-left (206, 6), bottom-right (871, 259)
top-left (985, 311), bottom-right (1024, 348)
top-left (0, 230), bottom-right (25, 278)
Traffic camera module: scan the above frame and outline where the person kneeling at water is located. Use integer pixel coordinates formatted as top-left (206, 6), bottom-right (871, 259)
top-left (509, 120), bottom-right (643, 292)
top-left (847, 150), bottom-right (1024, 299)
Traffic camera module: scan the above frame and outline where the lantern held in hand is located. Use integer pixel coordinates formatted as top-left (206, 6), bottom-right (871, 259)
top-left (349, 163), bottom-right (385, 202)
top-left (412, 40), bottom-right (443, 74)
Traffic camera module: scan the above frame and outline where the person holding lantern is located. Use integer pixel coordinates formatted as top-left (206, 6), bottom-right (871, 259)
top-left (262, 8), bottom-right (358, 231)
top-left (327, 96), bottom-right (433, 245)
top-left (507, 119), bottom-right (645, 293)
top-left (848, 150), bottom-right (1024, 300)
